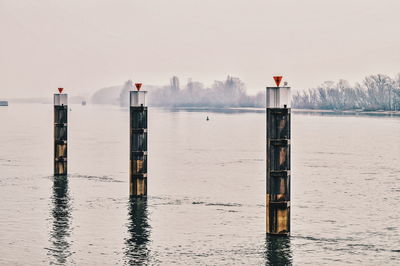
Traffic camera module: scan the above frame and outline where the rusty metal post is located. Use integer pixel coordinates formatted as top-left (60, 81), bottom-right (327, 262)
top-left (129, 85), bottom-right (148, 197)
top-left (54, 90), bottom-right (68, 176)
top-left (266, 80), bottom-right (291, 235)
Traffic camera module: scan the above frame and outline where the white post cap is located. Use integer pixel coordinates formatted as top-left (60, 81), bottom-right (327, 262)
top-left (130, 91), bottom-right (147, 107)
top-left (266, 87), bottom-right (291, 108)
top-left (54, 94), bottom-right (68, 106)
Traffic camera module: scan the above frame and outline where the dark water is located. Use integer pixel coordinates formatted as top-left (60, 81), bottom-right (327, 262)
top-left (0, 104), bottom-right (399, 265)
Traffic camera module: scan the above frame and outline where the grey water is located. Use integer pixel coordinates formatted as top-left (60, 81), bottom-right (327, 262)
top-left (0, 104), bottom-right (399, 265)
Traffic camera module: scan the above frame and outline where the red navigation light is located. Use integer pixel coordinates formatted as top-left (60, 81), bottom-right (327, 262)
top-left (58, 88), bottom-right (64, 93)
top-left (135, 83), bottom-right (142, 91)
top-left (273, 76), bottom-right (283, 87)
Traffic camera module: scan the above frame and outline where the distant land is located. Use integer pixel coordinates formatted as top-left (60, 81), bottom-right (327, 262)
top-left (5, 73), bottom-right (400, 114)
top-left (292, 74), bottom-right (400, 112)
top-left (91, 76), bottom-right (265, 108)
top-left (91, 74), bottom-right (400, 112)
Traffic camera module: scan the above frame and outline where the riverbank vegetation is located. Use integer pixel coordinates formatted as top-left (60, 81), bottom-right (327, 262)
top-left (292, 74), bottom-right (400, 111)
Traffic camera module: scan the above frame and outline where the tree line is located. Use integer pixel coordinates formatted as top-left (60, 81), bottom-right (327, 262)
top-left (118, 76), bottom-right (265, 108)
top-left (292, 74), bottom-right (400, 111)
top-left (93, 73), bottom-right (400, 111)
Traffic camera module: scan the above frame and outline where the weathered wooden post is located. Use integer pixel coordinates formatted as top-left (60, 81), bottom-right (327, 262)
top-left (129, 83), bottom-right (148, 197)
top-left (266, 76), bottom-right (291, 235)
top-left (54, 88), bottom-right (68, 176)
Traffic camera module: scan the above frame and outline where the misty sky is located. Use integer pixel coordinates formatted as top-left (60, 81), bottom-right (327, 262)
top-left (1, 0), bottom-right (400, 98)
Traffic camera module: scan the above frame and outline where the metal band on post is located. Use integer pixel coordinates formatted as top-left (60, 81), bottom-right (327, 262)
top-left (129, 83), bottom-right (148, 197)
top-left (266, 77), bottom-right (291, 235)
top-left (54, 88), bottom-right (68, 176)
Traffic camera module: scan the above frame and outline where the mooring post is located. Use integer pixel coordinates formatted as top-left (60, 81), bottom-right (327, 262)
top-left (54, 88), bottom-right (68, 176)
top-left (266, 77), bottom-right (291, 235)
top-left (129, 83), bottom-right (148, 197)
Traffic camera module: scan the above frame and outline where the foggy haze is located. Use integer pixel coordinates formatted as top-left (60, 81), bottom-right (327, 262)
top-left (91, 76), bottom-right (266, 107)
top-left (1, 0), bottom-right (400, 98)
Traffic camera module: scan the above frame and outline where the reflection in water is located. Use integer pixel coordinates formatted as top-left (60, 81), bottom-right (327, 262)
top-left (265, 235), bottom-right (292, 265)
top-left (48, 176), bottom-right (72, 265)
top-left (124, 198), bottom-right (151, 265)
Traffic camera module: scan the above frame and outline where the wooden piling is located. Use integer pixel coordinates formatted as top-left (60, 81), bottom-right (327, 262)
top-left (129, 89), bottom-right (148, 197)
top-left (54, 92), bottom-right (68, 176)
top-left (266, 85), bottom-right (291, 235)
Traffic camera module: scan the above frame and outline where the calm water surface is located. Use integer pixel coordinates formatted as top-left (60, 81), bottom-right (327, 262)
top-left (0, 104), bottom-right (399, 265)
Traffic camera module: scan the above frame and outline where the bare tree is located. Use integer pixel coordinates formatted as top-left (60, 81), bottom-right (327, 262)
top-left (292, 74), bottom-right (400, 111)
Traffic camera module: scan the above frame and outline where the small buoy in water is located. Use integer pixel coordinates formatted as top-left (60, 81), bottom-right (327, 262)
top-left (206, 116), bottom-right (209, 121)
top-left (70, 108), bottom-right (72, 111)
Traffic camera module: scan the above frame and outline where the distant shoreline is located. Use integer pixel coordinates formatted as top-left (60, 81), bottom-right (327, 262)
top-left (163, 107), bottom-right (400, 117)
top-left (292, 109), bottom-right (400, 117)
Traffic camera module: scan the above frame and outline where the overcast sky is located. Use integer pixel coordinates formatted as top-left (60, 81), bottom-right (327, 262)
top-left (1, 0), bottom-right (400, 98)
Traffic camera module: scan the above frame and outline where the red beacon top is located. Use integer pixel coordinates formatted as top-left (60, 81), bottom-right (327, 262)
top-left (273, 76), bottom-right (283, 87)
top-left (135, 83), bottom-right (142, 91)
top-left (58, 88), bottom-right (64, 93)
